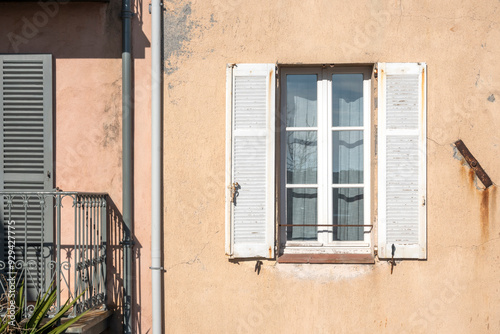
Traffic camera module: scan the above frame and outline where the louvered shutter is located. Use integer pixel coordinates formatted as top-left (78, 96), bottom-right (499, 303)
top-left (377, 63), bottom-right (426, 259)
top-left (225, 64), bottom-right (275, 259)
top-left (0, 54), bottom-right (53, 298)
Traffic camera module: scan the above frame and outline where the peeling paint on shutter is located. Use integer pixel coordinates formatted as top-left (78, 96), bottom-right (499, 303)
top-left (225, 64), bottom-right (275, 259)
top-left (0, 54), bottom-right (53, 297)
top-left (378, 63), bottom-right (426, 259)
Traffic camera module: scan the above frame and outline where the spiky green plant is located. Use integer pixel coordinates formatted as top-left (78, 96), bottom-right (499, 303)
top-left (0, 280), bottom-right (89, 334)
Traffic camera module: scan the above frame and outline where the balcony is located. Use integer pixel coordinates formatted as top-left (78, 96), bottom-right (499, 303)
top-left (0, 190), bottom-right (115, 331)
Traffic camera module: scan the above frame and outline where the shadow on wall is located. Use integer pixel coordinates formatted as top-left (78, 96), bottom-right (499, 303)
top-left (107, 196), bottom-right (143, 333)
top-left (0, 0), bottom-right (150, 58)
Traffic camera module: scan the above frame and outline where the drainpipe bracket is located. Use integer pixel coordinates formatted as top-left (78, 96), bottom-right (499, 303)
top-left (149, 266), bottom-right (165, 272)
top-left (121, 10), bottom-right (134, 19)
top-left (149, 2), bottom-right (163, 14)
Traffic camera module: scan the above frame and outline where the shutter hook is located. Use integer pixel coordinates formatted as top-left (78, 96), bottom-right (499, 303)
top-left (230, 182), bottom-right (240, 204)
top-left (389, 244), bottom-right (396, 274)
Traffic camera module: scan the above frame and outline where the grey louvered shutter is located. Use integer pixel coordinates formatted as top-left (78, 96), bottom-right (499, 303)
top-left (225, 64), bottom-right (275, 259)
top-left (377, 63), bottom-right (426, 259)
top-left (0, 54), bottom-right (53, 298)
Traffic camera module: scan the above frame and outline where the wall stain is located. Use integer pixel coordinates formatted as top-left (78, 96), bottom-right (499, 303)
top-left (163, 1), bottom-right (216, 75)
top-left (490, 186), bottom-right (497, 225)
top-left (455, 145), bottom-right (496, 243)
top-left (102, 79), bottom-right (121, 148)
top-left (468, 168), bottom-right (475, 188)
top-left (480, 188), bottom-right (489, 242)
top-left (164, 2), bottom-right (193, 75)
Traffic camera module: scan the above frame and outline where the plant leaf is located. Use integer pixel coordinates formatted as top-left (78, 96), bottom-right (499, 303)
top-left (26, 287), bottom-right (57, 330)
top-left (15, 279), bottom-right (25, 323)
top-left (37, 289), bottom-right (87, 333)
top-left (34, 280), bottom-right (53, 311)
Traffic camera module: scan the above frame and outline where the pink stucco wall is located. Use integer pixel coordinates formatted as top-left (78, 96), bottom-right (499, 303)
top-left (0, 1), bottom-right (152, 332)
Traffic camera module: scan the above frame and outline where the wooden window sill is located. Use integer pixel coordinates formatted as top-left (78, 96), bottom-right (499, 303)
top-left (277, 253), bottom-right (375, 264)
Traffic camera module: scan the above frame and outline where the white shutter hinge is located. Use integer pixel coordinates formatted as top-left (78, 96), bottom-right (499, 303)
top-left (422, 196), bottom-right (426, 206)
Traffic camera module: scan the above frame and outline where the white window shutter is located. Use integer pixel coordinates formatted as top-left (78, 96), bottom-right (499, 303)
top-left (377, 63), bottom-right (426, 259)
top-left (225, 64), bottom-right (275, 259)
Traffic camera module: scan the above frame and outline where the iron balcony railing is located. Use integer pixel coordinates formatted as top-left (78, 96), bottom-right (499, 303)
top-left (0, 191), bottom-right (108, 317)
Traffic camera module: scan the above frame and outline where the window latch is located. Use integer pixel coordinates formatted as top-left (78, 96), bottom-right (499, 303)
top-left (230, 182), bottom-right (240, 204)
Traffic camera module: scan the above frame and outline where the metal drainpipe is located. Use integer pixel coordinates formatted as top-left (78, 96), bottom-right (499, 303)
top-left (151, 0), bottom-right (163, 333)
top-left (121, 0), bottom-right (133, 332)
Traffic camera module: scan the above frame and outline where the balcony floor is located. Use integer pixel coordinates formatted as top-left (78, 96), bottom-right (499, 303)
top-left (64, 310), bottom-right (113, 334)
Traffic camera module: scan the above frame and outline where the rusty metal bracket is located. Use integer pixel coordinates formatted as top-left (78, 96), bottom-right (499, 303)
top-left (454, 140), bottom-right (492, 188)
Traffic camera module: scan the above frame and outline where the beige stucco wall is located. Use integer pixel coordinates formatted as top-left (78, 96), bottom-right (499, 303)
top-left (1, 0), bottom-right (499, 333)
top-left (163, 0), bottom-right (500, 333)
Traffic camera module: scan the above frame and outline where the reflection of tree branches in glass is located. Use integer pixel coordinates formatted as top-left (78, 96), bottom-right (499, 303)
top-left (286, 131), bottom-right (317, 184)
top-left (285, 75), bottom-right (318, 184)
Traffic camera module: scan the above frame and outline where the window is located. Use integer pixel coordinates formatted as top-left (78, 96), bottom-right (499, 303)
top-left (225, 63), bottom-right (426, 262)
top-left (279, 67), bottom-right (371, 255)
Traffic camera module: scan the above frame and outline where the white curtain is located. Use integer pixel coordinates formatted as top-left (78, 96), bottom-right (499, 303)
top-left (333, 95), bottom-right (364, 241)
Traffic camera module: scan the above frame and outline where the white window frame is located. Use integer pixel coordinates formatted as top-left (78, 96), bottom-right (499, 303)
top-left (279, 66), bottom-right (372, 255)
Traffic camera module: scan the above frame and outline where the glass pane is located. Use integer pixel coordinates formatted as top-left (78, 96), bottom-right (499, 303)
top-left (286, 75), bottom-right (317, 127)
top-left (332, 74), bottom-right (363, 127)
top-left (287, 188), bottom-right (317, 241)
top-left (332, 188), bottom-right (364, 241)
top-left (287, 131), bottom-right (317, 184)
top-left (332, 131), bottom-right (363, 184)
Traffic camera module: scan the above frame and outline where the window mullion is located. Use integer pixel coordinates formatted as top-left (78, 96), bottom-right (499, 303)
top-left (317, 69), bottom-right (330, 244)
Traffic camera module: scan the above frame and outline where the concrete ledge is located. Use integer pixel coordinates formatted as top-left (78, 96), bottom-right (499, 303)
top-left (278, 253), bottom-right (375, 264)
top-left (65, 310), bottom-right (113, 334)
